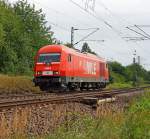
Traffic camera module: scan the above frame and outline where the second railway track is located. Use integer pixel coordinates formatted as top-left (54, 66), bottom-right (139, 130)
top-left (0, 86), bottom-right (149, 109)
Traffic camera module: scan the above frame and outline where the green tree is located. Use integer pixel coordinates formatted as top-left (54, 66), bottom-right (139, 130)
top-left (0, 0), bottom-right (55, 74)
top-left (0, 1), bottom-right (22, 73)
top-left (0, 23), bottom-right (5, 51)
top-left (13, 0), bottom-right (53, 51)
top-left (147, 71), bottom-right (150, 82)
top-left (126, 63), bottom-right (149, 85)
top-left (65, 42), bottom-right (74, 48)
top-left (81, 42), bottom-right (97, 55)
top-left (108, 61), bottom-right (127, 83)
top-left (108, 61), bottom-right (150, 84)
top-left (108, 61), bottom-right (126, 76)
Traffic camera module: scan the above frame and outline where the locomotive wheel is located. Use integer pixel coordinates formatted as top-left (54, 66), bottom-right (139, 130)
top-left (80, 87), bottom-right (84, 91)
top-left (86, 83), bottom-right (89, 91)
top-left (39, 85), bottom-right (47, 91)
top-left (80, 83), bottom-right (85, 91)
top-left (68, 83), bottom-right (75, 91)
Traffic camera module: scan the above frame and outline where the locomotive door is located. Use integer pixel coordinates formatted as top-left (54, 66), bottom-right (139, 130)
top-left (67, 54), bottom-right (74, 80)
top-left (100, 62), bottom-right (105, 79)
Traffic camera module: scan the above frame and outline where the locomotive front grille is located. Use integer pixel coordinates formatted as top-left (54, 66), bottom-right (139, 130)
top-left (34, 76), bottom-right (61, 84)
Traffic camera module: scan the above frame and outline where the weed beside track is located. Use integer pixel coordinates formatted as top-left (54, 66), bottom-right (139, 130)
top-left (0, 74), bottom-right (41, 94)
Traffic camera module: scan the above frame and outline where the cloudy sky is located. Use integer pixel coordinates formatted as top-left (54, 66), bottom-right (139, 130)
top-left (10, 0), bottom-right (150, 70)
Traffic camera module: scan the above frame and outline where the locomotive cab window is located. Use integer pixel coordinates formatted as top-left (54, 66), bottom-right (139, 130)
top-left (38, 53), bottom-right (60, 63)
top-left (68, 54), bottom-right (72, 62)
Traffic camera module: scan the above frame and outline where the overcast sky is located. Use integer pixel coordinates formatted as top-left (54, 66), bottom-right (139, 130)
top-left (9, 0), bottom-right (150, 70)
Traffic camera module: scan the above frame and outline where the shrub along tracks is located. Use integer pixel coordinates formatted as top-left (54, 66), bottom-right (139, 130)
top-left (0, 86), bottom-right (149, 109)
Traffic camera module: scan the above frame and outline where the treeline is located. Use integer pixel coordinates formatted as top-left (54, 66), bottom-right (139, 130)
top-left (108, 61), bottom-right (150, 85)
top-left (0, 0), bottom-right (54, 74)
top-left (0, 0), bottom-right (150, 84)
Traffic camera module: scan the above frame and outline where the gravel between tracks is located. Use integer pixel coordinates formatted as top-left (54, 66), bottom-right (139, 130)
top-left (0, 89), bottom-right (145, 137)
top-left (0, 102), bottom-right (94, 137)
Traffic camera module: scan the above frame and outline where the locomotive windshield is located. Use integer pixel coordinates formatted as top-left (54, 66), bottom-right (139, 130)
top-left (38, 53), bottom-right (60, 63)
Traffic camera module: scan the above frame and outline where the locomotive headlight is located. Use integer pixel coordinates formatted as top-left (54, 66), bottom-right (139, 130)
top-left (53, 71), bottom-right (59, 75)
top-left (37, 71), bottom-right (42, 75)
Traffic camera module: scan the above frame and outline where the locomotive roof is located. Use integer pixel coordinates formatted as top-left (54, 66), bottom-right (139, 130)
top-left (38, 45), bottom-right (106, 62)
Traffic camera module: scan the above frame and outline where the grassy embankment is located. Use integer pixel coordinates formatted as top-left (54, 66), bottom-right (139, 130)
top-left (0, 74), bottom-right (41, 93)
top-left (0, 75), bottom-right (149, 138)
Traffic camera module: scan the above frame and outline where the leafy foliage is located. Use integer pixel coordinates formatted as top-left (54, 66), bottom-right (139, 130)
top-left (81, 42), bottom-right (97, 55)
top-left (126, 64), bottom-right (149, 83)
top-left (108, 61), bottom-right (150, 85)
top-left (64, 42), bottom-right (74, 48)
top-left (0, 0), bottom-right (54, 74)
top-left (121, 92), bottom-right (150, 139)
top-left (13, 0), bottom-right (53, 50)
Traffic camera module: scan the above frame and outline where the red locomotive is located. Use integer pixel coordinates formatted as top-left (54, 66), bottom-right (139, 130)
top-left (33, 45), bottom-right (109, 91)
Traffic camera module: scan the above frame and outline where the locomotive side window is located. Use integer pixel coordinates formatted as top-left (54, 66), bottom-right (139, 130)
top-left (68, 54), bottom-right (72, 62)
top-left (38, 53), bottom-right (60, 63)
top-left (106, 63), bottom-right (108, 68)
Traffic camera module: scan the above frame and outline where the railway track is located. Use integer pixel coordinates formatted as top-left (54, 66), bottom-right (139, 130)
top-left (0, 88), bottom-right (130, 101)
top-left (0, 86), bottom-right (149, 109)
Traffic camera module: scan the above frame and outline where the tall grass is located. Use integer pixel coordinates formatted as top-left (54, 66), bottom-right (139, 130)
top-left (106, 82), bottom-right (132, 89)
top-left (0, 74), bottom-right (40, 93)
top-left (0, 108), bottom-right (30, 139)
top-left (121, 92), bottom-right (150, 139)
top-left (42, 91), bottom-right (150, 139)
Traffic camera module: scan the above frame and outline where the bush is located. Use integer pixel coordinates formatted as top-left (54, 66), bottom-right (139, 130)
top-left (121, 92), bottom-right (150, 139)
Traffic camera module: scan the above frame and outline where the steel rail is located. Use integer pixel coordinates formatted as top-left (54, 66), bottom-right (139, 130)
top-left (0, 86), bottom-right (149, 109)
top-left (0, 88), bottom-right (127, 101)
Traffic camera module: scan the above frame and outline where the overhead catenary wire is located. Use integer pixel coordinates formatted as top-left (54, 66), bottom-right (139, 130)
top-left (33, 0), bottom-right (128, 46)
top-left (33, 0), bottom-right (93, 28)
top-left (32, 0), bottom-right (103, 44)
top-left (82, 39), bottom-right (105, 42)
top-left (126, 26), bottom-right (150, 39)
top-left (74, 28), bottom-right (99, 31)
top-left (123, 37), bottom-right (149, 41)
top-left (96, 0), bottom-right (132, 26)
top-left (96, 0), bottom-right (150, 42)
top-left (134, 25), bottom-right (150, 38)
top-left (96, 0), bottom-right (150, 62)
top-left (33, 0), bottom-right (150, 45)
top-left (91, 0), bottom-right (150, 66)
top-left (73, 28), bottom-right (100, 46)
top-left (133, 25), bottom-right (150, 27)
top-left (70, 1), bottom-right (116, 31)
top-left (34, 3), bottom-right (92, 42)
top-left (49, 21), bottom-right (70, 32)
top-left (69, 0), bottom-right (131, 42)
top-left (69, 0), bottom-right (139, 59)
